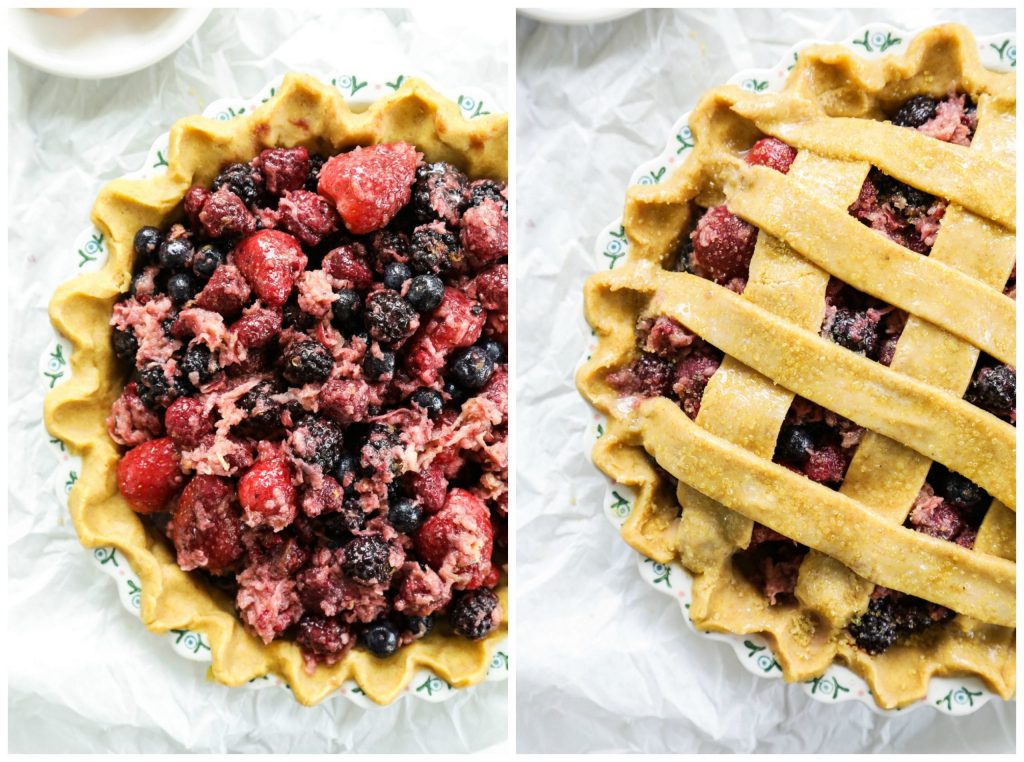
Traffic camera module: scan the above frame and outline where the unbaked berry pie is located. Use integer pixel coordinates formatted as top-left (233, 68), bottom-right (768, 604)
top-left (579, 25), bottom-right (1015, 709)
top-left (45, 75), bottom-right (507, 705)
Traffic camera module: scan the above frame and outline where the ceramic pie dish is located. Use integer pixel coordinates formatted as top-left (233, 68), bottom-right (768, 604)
top-left (43, 72), bottom-right (508, 706)
top-left (579, 23), bottom-right (1015, 715)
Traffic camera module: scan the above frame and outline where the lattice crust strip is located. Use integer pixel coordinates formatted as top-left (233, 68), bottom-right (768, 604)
top-left (44, 74), bottom-right (508, 706)
top-left (578, 24), bottom-right (1016, 708)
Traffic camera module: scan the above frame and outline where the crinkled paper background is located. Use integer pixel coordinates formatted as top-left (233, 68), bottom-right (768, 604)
top-left (9, 7), bottom-right (507, 753)
top-left (515, 6), bottom-right (1015, 754)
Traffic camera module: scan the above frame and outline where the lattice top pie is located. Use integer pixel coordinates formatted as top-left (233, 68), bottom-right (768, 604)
top-left (578, 24), bottom-right (1015, 709)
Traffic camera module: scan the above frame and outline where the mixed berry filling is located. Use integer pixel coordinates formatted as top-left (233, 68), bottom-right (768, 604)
top-left (848, 587), bottom-right (955, 655)
top-left (106, 143), bottom-right (508, 668)
top-left (964, 354), bottom-right (1016, 424)
top-left (820, 279), bottom-right (906, 365)
top-left (891, 92), bottom-right (978, 147)
top-left (848, 169), bottom-right (947, 255)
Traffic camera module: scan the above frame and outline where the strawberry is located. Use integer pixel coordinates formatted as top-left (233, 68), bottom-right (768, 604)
top-left (169, 475), bottom-right (245, 574)
top-left (116, 436), bottom-right (184, 514)
top-left (237, 458), bottom-right (298, 531)
top-left (233, 230), bottom-right (306, 309)
top-left (322, 244), bottom-right (373, 289)
top-left (317, 143), bottom-right (420, 234)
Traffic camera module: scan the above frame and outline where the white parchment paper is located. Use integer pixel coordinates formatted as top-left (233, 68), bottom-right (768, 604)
top-left (9, 7), bottom-right (507, 753)
top-left (515, 7), bottom-right (1015, 753)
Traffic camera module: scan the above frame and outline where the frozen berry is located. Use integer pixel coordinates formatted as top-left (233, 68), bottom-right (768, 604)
top-left (942, 471), bottom-right (988, 511)
top-left (234, 380), bottom-right (286, 438)
top-left (198, 187), bottom-right (257, 238)
top-left (388, 498), bottom-right (423, 534)
top-left (296, 614), bottom-right (352, 661)
top-left (194, 264), bottom-right (251, 317)
top-left (400, 614), bottom-right (434, 639)
top-left (689, 206), bottom-right (757, 286)
top-left (342, 535), bottom-right (395, 585)
top-left (290, 417), bottom-right (344, 473)
top-left (333, 452), bottom-right (359, 490)
top-left (116, 437), bottom-right (184, 514)
top-left (745, 137), bottom-right (797, 174)
top-left (363, 349), bottom-right (396, 381)
top-left (365, 290), bottom-right (417, 344)
top-left (467, 179), bottom-right (507, 212)
top-left (164, 396), bottom-right (213, 449)
top-left (257, 146), bottom-right (309, 195)
top-left (412, 161), bottom-right (468, 225)
top-left (892, 95), bottom-right (938, 128)
top-left (362, 620), bottom-right (399, 657)
top-left (212, 162), bottom-right (264, 206)
top-left (281, 339), bottom-right (334, 385)
top-left (450, 589), bottom-right (500, 640)
top-left (444, 378), bottom-right (469, 406)
top-left (776, 425), bottom-right (813, 464)
top-left (278, 189), bottom-right (340, 247)
top-left (410, 224), bottom-right (463, 275)
top-left (331, 288), bottom-right (362, 329)
top-left (415, 489), bottom-right (494, 589)
top-left (158, 238), bottom-right (194, 269)
top-left (828, 309), bottom-right (879, 357)
top-left (233, 230), bottom-right (305, 310)
top-left (477, 338), bottom-right (504, 363)
top-left (410, 388), bottom-right (443, 418)
top-left (179, 343), bottom-right (216, 386)
top-left (383, 261), bottom-right (412, 290)
top-left (451, 346), bottom-right (494, 389)
top-left (965, 364), bottom-right (1015, 419)
top-left (318, 143), bottom-right (419, 234)
top-left (849, 602), bottom-right (897, 654)
top-left (169, 474), bottom-right (245, 574)
top-left (133, 226), bottom-right (163, 262)
top-left (192, 244), bottom-right (224, 279)
top-left (167, 272), bottom-right (197, 305)
top-left (238, 458), bottom-right (298, 531)
top-left (135, 364), bottom-right (172, 409)
top-left (111, 328), bottom-right (138, 363)
top-left (230, 307), bottom-right (281, 349)
top-left (305, 153), bottom-right (326, 192)
top-left (406, 274), bottom-right (444, 312)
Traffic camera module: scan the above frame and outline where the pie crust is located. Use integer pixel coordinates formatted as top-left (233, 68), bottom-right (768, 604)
top-left (578, 24), bottom-right (1015, 709)
top-left (44, 73), bottom-right (508, 706)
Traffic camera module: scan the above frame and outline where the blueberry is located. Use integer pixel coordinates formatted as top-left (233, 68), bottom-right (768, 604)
top-left (388, 498), bottom-right (423, 533)
top-left (167, 272), bottom-right (197, 305)
top-left (451, 346), bottom-right (494, 390)
top-left (158, 238), bottom-right (194, 269)
top-left (410, 387), bottom-right (443, 418)
top-left (444, 378), bottom-right (469, 406)
top-left (776, 425), bottom-right (814, 464)
top-left (406, 274), bottom-right (444, 312)
top-left (331, 288), bottom-right (362, 329)
top-left (362, 620), bottom-right (399, 658)
top-left (192, 244), bottom-right (224, 279)
top-left (281, 340), bottom-right (334, 385)
top-left (333, 452), bottom-right (360, 490)
top-left (401, 613), bottom-right (434, 640)
top-left (477, 338), bottom-right (504, 363)
top-left (382, 261), bottom-right (412, 291)
top-left (111, 328), bottom-right (138, 363)
top-left (450, 589), bottom-right (500, 640)
top-left (942, 471), bottom-right (987, 511)
top-left (133, 226), bottom-right (163, 262)
top-left (363, 350), bottom-right (396, 381)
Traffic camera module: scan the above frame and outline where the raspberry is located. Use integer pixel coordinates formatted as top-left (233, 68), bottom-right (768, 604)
top-left (415, 488), bottom-right (494, 589)
top-left (233, 230), bottom-right (306, 309)
top-left (421, 287), bottom-right (485, 352)
top-left (317, 142), bottom-right (420, 234)
top-left (745, 137), bottom-right (797, 174)
top-left (164, 397), bottom-right (213, 449)
top-left (198, 186), bottom-right (258, 239)
top-left (803, 441), bottom-right (851, 485)
top-left (471, 264), bottom-right (508, 313)
top-left (318, 378), bottom-right (373, 425)
top-left (300, 475), bottom-right (345, 518)
top-left (450, 588), bottom-right (500, 640)
top-left (183, 187), bottom-right (209, 230)
top-left (322, 244), bottom-right (374, 290)
top-left (460, 198), bottom-right (508, 268)
top-left (195, 264), bottom-right (252, 317)
top-left (342, 535), bottom-right (396, 585)
top-left (606, 353), bottom-right (674, 398)
top-left (116, 436), bottom-right (184, 513)
top-left (296, 614), bottom-right (353, 663)
top-left (229, 306), bottom-right (281, 348)
top-left (277, 189), bottom-right (340, 247)
top-left (256, 146), bottom-right (309, 195)
top-left (689, 206), bottom-right (758, 286)
top-left (169, 474), bottom-right (246, 574)
top-left (238, 459), bottom-right (298, 531)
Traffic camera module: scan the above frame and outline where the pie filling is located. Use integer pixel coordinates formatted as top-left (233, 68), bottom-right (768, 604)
top-left (610, 93), bottom-right (1012, 654)
top-left (107, 142), bottom-right (508, 668)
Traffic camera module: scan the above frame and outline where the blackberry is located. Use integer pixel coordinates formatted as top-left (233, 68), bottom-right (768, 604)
top-left (466, 179), bottom-right (508, 212)
top-left (382, 261), bottom-right (412, 291)
top-left (965, 364), bottom-right (1015, 418)
top-left (305, 153), bottom-right (326, 193)
top-left (192, 244), bottom-right (224, 279)
top-left (450, 346), bottom-right (495, 390)
top-left (828, 308), bottom-right (879, 357)
top-left (320, 498), bottom-right (367, 543)
top-left (776, 425), bottom-right (814, 464)
top-left (133, 226), bottom-right (163, 263)
top-left (400, 613), bottom-right (434, 640)
top-left (410, 226), bottom-right (463, 275)
top-left (363, 349), bottom-right (396, 381)
top-left (892, 95), bottom-right (938, 128)
top-left (410, 387), bottom-right (443, 418)
top-left (872, 172), bottom-right (933, 212)
top-left (411, 161), bottom-right (469, 224)
top-left (167, 272), bottom-right (197, 305)
top-left (179, 343), bottom-right (216, 385)
top-left (364, 291), bottom-right (416, 344)
top-left (406, 274), bottom-right (444, 312)
top-left (282, 298), bottom-right (318, 331)
top-left (450, 589), bottom-right (500, 640)
top-left (388, 498), bottom-right (423, 534)
top-left (211, 162), bottom-right (264, 206)
top-left (342, 536), bottom-right (395, 586)
top-left (849, 605), bottom-right (897, 655)
top-left (331, 289), bottom-right (362, 330)
top-left (135, 364), bottom-right (172, 409)
top-left (477, 338), bottom-right (505, 363)
top-left (281, 340), bottom-right (334, 386)
top-left (158, 238), bottom-right (193, 270)
top-left (362, 620), bottom-right (399, 658)
top-left (941, 470), bottom-right (987, 512)
top-left (294, 417), bottom-right (344, 473)
top-left (111, 328), bottom-right (138, 364)
top-left (333, 452), bottom-right (360, 490)
top-left (235, 380), bottom-right (286, 437)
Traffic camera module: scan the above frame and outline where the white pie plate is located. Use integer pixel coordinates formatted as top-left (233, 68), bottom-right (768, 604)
top-left (7, 7), bottom-right (212, 80)
top-left (41, 71), bottom-right (508, 708)
top-left (581, 22), bottom-right (1015, 717)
